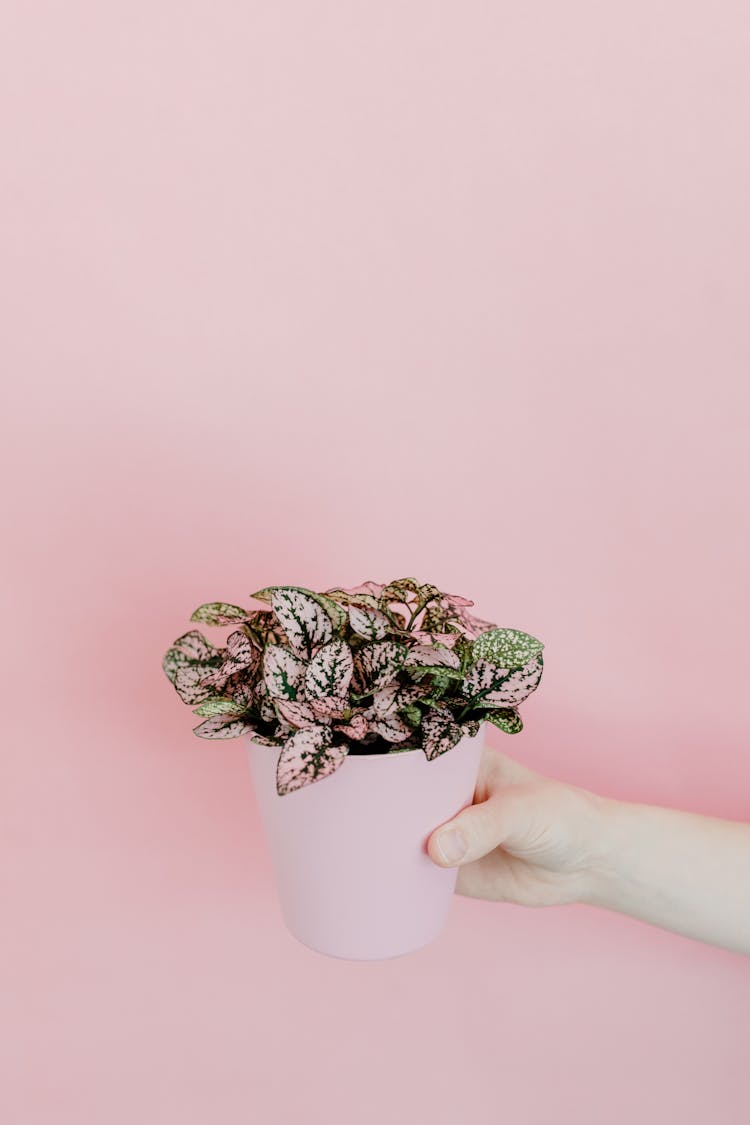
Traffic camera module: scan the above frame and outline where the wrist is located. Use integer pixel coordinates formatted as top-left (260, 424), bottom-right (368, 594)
top-left (577, 790), bottom-right (636, 910)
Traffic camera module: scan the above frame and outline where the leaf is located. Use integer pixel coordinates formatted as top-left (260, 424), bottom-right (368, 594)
top-left (471, 627), bottom-right (544, 669)
top-left (309, 695), bottom-right (350, 721)
top-left (192, 697), bottom-right (243, 718)
top-left (226, 629), bottom-right (256, 666)
top-left (248, 732), bottom-right (282, 747)
top-left (251, 585), bottom-right (347, 634)
top-left (367, 713), bottom-right (412, 742)
top-left (275, 699), bottom-right (318, 728)
top-left (162, 646), bottom-right (193, 685)
top-left (421, 707), bottom-right (465, 761)
top-left (370, 682), bottom-right (425, 717)
top-left (171, 630), bottom-right (217, 661)
top-left (399, 703), bottom-right (422, 727)
top-left (335, 712), bottom-right (371, 740)
top-left (276, 726), bottom-right (347, 795)
top-left (460, 657), bottom-right (511, 698)
top-left (461, 718), bottom-right (482, 738)
top-left (443, 591), bottom-right (474, 608)
top-left (304, 638), bottom-right (354, 700)
top-left (378, 577), bottom-right (420, 612)
top-left (190, 602), bottom-right (250, 627)
top-left (348, 604), bottom-right (390, 641)
top-left (404, 643), bottom-right (461, 669)
top-left (471, 655), bottom-right (544, 708)
top-left (451, 606), bottom-right (499, 640)
top-left (269, 588), bottom-right (334, 657)
top-left (325, 587), bottom-right (382, 612)
top-left (254, 679), bottom-right (278, 722)
top-left (173, 664), bottom-right (219, 705)
top-left (192, 715), bottom-right (256, 739)
top-left (354, 640), bottom-right (408, 694)
top-left (262, 644), bottom-right (308, 701)
top-left (483, 708), bottom-right (524, 734)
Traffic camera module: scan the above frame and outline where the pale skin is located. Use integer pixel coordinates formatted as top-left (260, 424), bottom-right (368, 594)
top-left (426, 743), bottom-right (750, 957)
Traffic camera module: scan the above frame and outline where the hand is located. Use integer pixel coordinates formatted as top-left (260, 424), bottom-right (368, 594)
top-left (427, 743), bottom-right (607, 907)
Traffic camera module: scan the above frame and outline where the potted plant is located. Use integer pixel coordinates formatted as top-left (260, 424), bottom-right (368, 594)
top-left (163, 577), bottom-right (544, 960)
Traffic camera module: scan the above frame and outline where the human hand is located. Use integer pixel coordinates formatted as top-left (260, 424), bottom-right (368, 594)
top-left (427, 744), bottom-right (607, 907)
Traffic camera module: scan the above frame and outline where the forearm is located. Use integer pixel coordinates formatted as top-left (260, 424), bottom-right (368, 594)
top-left (583, 794), bottom-right (750, 956)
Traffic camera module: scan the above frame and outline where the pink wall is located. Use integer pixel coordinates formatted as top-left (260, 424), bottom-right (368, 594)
top-left (3, 2), bottom-right (749, 1122)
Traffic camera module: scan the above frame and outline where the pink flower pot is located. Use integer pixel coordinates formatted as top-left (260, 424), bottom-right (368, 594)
top-left (246, 726), bottom-right (485, 960)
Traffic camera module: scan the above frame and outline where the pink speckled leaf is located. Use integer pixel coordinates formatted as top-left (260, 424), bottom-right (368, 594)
top-left (248, 732), bottom-right (282, 747)
top-left (304, 639), bottom-right (354, 700)
top-left (254, 679), bottom-right (278, 722)
top-left (335, 712), bottom-right (371, 740)
top-left (452, 606), bottom-right (498, 640)
top-left (327, 580), bottom-right (385, 600)
top-left (348, 604), bottom-right (390, 641)
top-left (355, 640), bottom-right (408, 694)
top-left (270, 588), bottom-right (334, 657)
top-left (404, 643), bottom-right (461, 669)
top-left (171, 630), bottom-right (217, 661)
top-left (421, 706), bottom-right (465, 761)
top-left (460, 658), bottom-right (511, 698)
top-left (471, 655), bottom-right (544, 708)
top-left (309, 695), bottom-right (349, 721)
top-left (276, 726), bottom-right (347, 796)
top-left (367, 713), bottom-right (412, 742)
top-left (192, 715), bottom-right (256, 739)
top-left (226, 629), bottom-right (256, 666)
top-left (412, 630), bottom-right (460, 648)
top-left (443, 592), bottom-right (474, 608)
top-left (369, 682), bottom-right (425, 717)
top-left (275, 699), bottom-right (318, 728)
top-left (173, 664), bottom-right (218, 705)
top-left (263, 644), bottom-right (308, 701)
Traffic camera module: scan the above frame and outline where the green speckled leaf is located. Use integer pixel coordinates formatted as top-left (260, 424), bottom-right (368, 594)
top-left (483, 708), bottom-right (524, 734)
top-left (471, 627), bottom-right (543, 669)
top-left (190, 602), bottom-right (250, 627)
top-left (192, 715), bottom-right (256, 739)
top-left (192, 697), bottom-right (242, 718)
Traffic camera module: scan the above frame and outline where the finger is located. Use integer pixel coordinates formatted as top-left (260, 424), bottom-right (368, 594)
top-left (427, 792), bottom-right (523, 868)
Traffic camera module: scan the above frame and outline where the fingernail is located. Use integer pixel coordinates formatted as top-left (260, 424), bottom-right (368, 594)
top-left (436, 828), bottom-right (467, 864)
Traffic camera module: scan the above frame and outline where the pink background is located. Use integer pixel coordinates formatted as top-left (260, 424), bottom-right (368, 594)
top-left (3, 2), bottom-right (750, 1122)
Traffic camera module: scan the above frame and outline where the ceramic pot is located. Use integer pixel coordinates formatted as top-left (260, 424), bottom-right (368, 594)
top-left (247, 726), bottom-right (485, 960)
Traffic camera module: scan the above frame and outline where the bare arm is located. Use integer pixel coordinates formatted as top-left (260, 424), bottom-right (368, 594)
top-left (583, 795), bottom-right (750, 956)
top-left (427, 745), bottom-right (750, 956)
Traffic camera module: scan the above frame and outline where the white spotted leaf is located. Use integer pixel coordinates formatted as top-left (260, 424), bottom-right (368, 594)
top-left (471, 627), bottom-right (543, 670)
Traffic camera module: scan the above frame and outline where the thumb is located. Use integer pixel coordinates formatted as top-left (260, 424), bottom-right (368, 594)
top-left (427, 794), bottom-right (518, 868)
